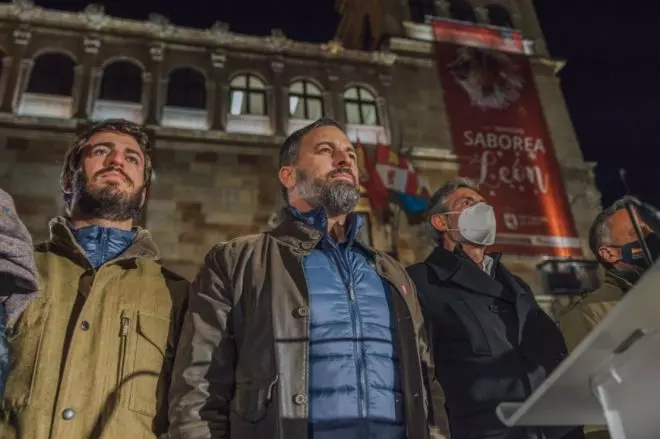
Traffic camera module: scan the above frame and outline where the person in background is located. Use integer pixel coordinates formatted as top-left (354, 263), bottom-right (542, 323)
top-left (407, 177), bottom-right (583, 439)
top-left (168, 117), bottom-right (449, 439)
top-left (560, 197), bottom-right (657, 351)
top-left (559, 197), bottom-right (658, 439)
top-left (0, 119), bottom-right (189, 439)
top-left (0, 188), bottom-right (40, 398)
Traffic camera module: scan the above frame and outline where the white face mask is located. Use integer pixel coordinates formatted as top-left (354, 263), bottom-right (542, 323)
top-left (444, 202), bottom-right (497, 246)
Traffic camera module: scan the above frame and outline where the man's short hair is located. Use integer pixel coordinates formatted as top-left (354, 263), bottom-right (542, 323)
top-left (60, 119), bottom-right (152, 215)
top-left (277, 117), bottom-right (345, 200)
top-left (589, 196), bottom-right (636, 267)
top-left (424, 177), bottom-right (480, 243)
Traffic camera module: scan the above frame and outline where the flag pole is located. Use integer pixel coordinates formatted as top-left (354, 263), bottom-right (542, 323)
top-left (389, 116), bottom-right (405, 260)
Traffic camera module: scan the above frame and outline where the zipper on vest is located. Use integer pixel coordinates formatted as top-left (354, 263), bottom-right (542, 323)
top-left (334, 246), bottom-right (367, 419)
top-left (117, 311), bottom-right (130, 397)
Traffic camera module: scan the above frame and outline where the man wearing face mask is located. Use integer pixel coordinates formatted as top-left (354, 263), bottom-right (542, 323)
top-left (560, 197), bottom-right (659, 354)
top-left (407, 177), bottom-right (583, 439)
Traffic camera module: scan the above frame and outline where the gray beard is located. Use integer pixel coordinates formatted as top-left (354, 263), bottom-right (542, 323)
top-left (296, 168), bottom-right (360, 217)
top-left (71, 171), bottom-right (143, 222)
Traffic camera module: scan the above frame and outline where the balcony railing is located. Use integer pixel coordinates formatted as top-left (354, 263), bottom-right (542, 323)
top-left (17, 93), bottom-right (73, 119)
top-left (226, 114), bottom-right (273, 136)
top-left (161, 106), bottom-right (209, 130)
top-left (92, 100), bottom-right (143, 124)
top-left (346, 124), bottom-right (387, 145)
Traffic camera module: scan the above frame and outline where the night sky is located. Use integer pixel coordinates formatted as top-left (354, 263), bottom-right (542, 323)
top-left (10, 0), bottom-right (656, 209)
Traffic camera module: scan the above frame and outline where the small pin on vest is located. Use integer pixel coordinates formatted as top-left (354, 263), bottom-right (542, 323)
top-left (401, 285), bottom-right (408, 295)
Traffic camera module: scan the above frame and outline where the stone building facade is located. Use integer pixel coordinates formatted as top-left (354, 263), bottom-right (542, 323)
top-left (0, 0), bottom-right (601, 311)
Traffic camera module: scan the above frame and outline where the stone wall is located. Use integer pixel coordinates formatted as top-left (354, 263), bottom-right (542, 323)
top-left (0, 122), bottom-right (73, 243)
top-left (146, 142), bottom-right (279, 279)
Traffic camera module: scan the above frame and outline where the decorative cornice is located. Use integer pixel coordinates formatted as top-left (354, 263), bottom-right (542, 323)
top-left (12, 27), bottom-right (31, 45)
top-left (83, 36), bottom-right (101, 54)
top-left (211, 50), bottom-right (227, 69)
top-left (149, 41), bottom-right (166, 62)
top-left (530, 56), bottom-right (567, 75)
top-left (0, 3), bottom-right (398, 67)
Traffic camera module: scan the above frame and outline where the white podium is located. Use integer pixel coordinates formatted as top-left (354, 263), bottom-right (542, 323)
top-left (496, 262), bottom-right (660, 439)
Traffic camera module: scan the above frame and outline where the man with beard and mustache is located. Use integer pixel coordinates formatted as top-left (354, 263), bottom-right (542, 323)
top-left (0, 119), bottom-right (189, 439)
top-left (168, 118), bottom-right (449, 439)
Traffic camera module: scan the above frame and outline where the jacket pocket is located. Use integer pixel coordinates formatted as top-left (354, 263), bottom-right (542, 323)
top-left (230, 376), bottom-right (279, 423)
top-left (2, 300), bottom-right (50, 408)
top-left (117, 310), bottom-right (170, 417)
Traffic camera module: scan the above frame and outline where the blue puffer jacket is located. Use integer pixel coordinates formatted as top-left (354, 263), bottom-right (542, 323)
top-left (71, 225), bottom-right (137, 269)
top-left (289, 207), bottom-right (405, 439)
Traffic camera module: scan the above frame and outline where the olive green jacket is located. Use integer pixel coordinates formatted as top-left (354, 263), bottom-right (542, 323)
top-left (559, 271), bottom-right (633, 439)
top-left (0, 217), bottom-right (189, 439)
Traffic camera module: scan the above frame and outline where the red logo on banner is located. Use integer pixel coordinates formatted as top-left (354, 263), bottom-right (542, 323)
top-left (432, 19), bottom-right (581, 257)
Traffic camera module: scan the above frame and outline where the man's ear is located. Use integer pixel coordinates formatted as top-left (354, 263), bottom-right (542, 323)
top-left (279, 166), bottom-right (296, 191)
top-left (430, 214), bottom-right (448, 232)
top-left (140, 188), bottom-right (147, 207)
top-left (599, 245), bottom-right (620, 266)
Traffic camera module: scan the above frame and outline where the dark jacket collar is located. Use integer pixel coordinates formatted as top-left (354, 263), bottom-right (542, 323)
top-left (271, 206), bottom-right (364, 253)
top-left (605, 269), bottom-right (635, 294)
top-left (45, 217), bottom-right (159, 269)
top-left (425, 245), bottom-right (512, 302)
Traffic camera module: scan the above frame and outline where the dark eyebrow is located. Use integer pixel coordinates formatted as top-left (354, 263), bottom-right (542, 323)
top-left (124, 147), bottom-right (143, 159)
top-left (313, 141), bottom-right (356, 154)
top-left (313, 141), bottom-right (334, 150)
top-left (87, 141), bottom-right (114, 149)
top-left (87, 142), bottom-right (143, 160)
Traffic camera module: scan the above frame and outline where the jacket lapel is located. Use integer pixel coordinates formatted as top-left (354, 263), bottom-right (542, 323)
top-left (425, 247), bottom-right (509, 302)
top-left (495, 263), bottom-right (536, 341)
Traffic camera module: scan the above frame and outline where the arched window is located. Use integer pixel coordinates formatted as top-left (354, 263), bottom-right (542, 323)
top-left (166, 68), bottom-right (206, 109)
top-left (450, 0), bottom-right (477, 22)
top-left (229, 74), bottom-right (266, 116)
top-left (487, 4), bottom-right (514, 28)
top-left (408, 0), bottom-right (436, 24)
top-left (19, 52), bottom-right (75, 118)
top-left (289, 80), bottom-right (323, 120)
top-left (99, 60), bottom-right (143, 102)
top-left (344, 86), bottom-right (379, 125)
top-left (26, 52), bottom-right (75, 96)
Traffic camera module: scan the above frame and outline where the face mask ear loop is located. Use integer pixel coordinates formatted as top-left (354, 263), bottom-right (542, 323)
top-left (624, 202), bottom-right (653, 267)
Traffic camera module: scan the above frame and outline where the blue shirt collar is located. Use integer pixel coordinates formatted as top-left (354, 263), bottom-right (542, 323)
top-left (69, 223), bottom-right (137, 269)
top-left (285, 206), bottom-right (364, 245)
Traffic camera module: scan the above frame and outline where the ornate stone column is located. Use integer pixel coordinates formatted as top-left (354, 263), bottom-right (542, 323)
top-left (326, 66), bottom-right (344, 125)
top-left (144, 42), bottom-right (165, 126)
top-left (209, 50), bottom-right (227, 131)
top-left (378, 71), bottom-right (393, 146)
top-left (0, 28), bottom-right (32, 113)
top-left (73, 36), bottom-right (101, 120)
top-left (271, 58), bottom-right (287, 137)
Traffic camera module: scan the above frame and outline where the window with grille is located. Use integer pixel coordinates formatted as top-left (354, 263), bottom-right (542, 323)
top-left (344, 86), bottom-right (379, 126)
top-left (229, 74), bottom-right (267, 116)
top-left (289, 80), bottom-right (324, 120)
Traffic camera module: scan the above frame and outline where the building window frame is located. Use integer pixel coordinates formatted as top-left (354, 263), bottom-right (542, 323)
top-left (288, 80), bottom-right (324, 120)
top-left (229, 74), bottom-right (267, 116)
top-left (344, 86), bottom-right (380, 126)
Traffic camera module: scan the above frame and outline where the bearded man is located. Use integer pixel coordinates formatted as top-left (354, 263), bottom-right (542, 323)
top-left (168, 118), bottom-right (450, 439)
top-left (0, 119), bottom-right (189, 439)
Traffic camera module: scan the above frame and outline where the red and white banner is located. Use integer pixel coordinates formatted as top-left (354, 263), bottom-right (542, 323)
top-left (432, 19), bottom-right (528, 54)
top-left (432, 19), bottom-right (582, 257)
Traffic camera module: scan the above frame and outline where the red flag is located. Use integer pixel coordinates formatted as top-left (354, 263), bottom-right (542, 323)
top-left (356, 142), bottom-right (388, 211)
